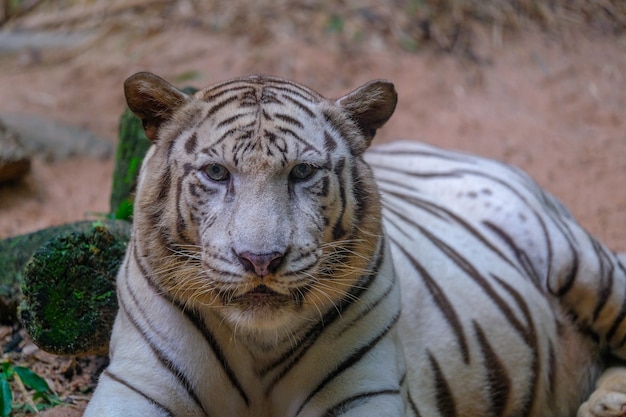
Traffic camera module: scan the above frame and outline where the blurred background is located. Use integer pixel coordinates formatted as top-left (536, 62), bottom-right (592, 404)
top-left (0, 0), bottom-right (625, 249)
top-left (0, 1), bottom-right (625, 415)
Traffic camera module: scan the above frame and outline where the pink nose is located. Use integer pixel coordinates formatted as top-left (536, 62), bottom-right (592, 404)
top-left (236, 251), bottom-right (285, 277)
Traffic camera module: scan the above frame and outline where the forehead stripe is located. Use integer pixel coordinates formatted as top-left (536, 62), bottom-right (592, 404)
top-left (283, 95), bottom-right (316, 118)
top-left (217, 113), bottom-right (252, 128)
top-left (268, 85), bottom-right (318, 102)
top-left (201, 84), bottom-right (251, 102)
top-left (275, 113), bottom-right (304, 128)
top-left (206, 95), bottom-right (240, 118)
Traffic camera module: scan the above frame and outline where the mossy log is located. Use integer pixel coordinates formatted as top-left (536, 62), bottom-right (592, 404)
top-left (109, 107), bottom-right (151, 220)
top-left (0, 220), bottom-right (129, 324)
top-left (18, 221), bottom-right (130, 356)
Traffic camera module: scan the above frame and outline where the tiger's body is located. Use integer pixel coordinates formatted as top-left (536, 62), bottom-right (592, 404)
top-left (84, 73), bottom-right (626, 417)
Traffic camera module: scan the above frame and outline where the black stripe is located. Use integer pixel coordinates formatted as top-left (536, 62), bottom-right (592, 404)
top-left (375, 164), bottom-right (566, 288)
top-left (489, 275), bottom-right (538, 347)
top-left (275, 113), bottom-right (304, 128)
top-left (610, 259), bottom-right (626, 350)
top-left (201, 84), bottom-right (252, 102)
top-left (103, 370), bottom-right (175, 417)
top-left (213, 126), bottom-right (239, 147)
top-left (379, 184), bottom-right (523, 276)
top-left (181, 308), bottom-right (250, 407)
top-left (205, 95), bottom-right (240, 118)
top-left (261, 240), bottom-right (385, 388)
top-left (481, 221), bottom-right (543, 287)
top-left (388, 234), bottom-right (470, 364)
top-left (184, 133), bottom-right (198, 154)
top-left (130, 243), bottom-right (249, 407)
top-left (336, 271), bottom-right (397, 338)
top-left (351, 162), bottom-right (370, 226)
top-left (174, 167), bottom-right (195, 246)
top-left (296, 309), bottom-right (401, 415)
top-left (607, 280), bottom-right (626, 348)
top-left (120, 269), bottom-right (208, 416)
top-left (490, 274), bottom-right (540, 415)
top-left (428, 351), bottom-right (457, 417)
top-left (332, 158), bottom-right (348, 239)
top-left (269, 84), bottom-right (319, 102)
top-left (156, 165), bottom-right (172, 201)
top-left (323, 111), bottom-right (355, 153)
top-left (324, 131), bottom-right (337, 152)
top-left (547, 340), bottom-right (557, 409)
top-left (407, 392), bottom-right (422, 417)
top-left (277, 126), bottom-right (321, 154)
top-left (283, 94), bottom-right (316, 118)
top-left (418, 222), bottom-right (541, 345)
top-left (473, 321), bottom-right (511, 416)
top-left (217, 112), bottom-right (250, 128)
top-left (321, 389), bottom-right (401, 417)
top-left (591, 240), bottom-right (615, 322)
top-left (367, 145), bottom-right (474, 163)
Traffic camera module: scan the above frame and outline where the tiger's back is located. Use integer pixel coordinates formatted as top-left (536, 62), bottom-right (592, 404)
top-left (84, 73), bottom-right (626, 417)
top-left (366, 141), bottom-right (623, 416)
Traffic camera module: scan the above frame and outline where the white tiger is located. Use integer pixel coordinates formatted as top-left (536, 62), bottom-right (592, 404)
top-left (83, 72), bottom-right (626, 417)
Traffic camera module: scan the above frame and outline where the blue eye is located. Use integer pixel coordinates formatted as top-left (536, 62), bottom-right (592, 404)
top-left (290, 163), bottom-right (316, 181)
top-left (203, 164), bottom-right (230, 182)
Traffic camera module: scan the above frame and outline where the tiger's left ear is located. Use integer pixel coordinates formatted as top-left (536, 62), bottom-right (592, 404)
top-left (124, 72), bottom-right (189, 143)
top-left (336, 80), bottom-right (397, 155)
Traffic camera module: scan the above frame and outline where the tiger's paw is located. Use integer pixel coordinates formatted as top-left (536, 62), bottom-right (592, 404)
top-left (578, 392), bottom-right (626, 417)
top-left (578, 368), bottom-right (626, 417)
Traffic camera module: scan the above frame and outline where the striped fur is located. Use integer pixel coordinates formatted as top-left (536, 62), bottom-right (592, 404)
top-left (84, 73), bottom-right (626, 417)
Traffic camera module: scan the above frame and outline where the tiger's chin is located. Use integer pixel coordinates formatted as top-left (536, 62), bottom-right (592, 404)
top-left (232, 284), bottom-right (294, 311)
top-left (216, 284), bottom-right (320, 335)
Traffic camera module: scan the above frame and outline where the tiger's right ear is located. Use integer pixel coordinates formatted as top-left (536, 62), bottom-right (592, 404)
top-left (124, 72), bottom-right (189, 143)
top-left (336, 79), bottom-right (397, 155)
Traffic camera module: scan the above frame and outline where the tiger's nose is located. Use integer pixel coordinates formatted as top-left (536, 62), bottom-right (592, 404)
top-left (236, 251), bottom-right (285, 277)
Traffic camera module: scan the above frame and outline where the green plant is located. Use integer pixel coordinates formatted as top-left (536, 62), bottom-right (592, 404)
top-left (0, 360), bottom-right (63, 416)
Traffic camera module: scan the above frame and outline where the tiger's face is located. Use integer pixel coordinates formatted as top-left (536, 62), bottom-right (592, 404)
top-left (125, 73), bottom-right (396, 334)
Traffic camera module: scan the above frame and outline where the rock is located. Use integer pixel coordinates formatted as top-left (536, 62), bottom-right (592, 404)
top-left (1, 113), bottom-right (112, 161)
top-left (18, 220), bottom-right (130, 356)
top-left (0, 30), bottom-right (92, 53)
top-left (0, 118), bottom-right (31, 183)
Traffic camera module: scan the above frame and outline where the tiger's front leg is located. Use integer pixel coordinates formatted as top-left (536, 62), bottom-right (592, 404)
top-left (579, 368), bottom-right (626, 417)
top-left (84, 371), bottom-right (173, 417)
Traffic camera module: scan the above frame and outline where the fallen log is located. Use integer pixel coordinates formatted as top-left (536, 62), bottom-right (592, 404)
top-left (18, 220), bottom-right (130, 356)
top-left (0, 220), bottom-right (129, 324)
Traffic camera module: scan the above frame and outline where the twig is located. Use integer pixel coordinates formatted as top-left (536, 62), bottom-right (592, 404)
top-left (13, 371), bottom-right (38, 414)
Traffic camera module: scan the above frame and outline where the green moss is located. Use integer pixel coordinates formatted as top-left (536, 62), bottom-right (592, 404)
top-left (109, 108), bottom-right (151, 218)
top-left (0, 220), bottom-right (130, 324)
top-left (19, 223), bottom-right (129, 355)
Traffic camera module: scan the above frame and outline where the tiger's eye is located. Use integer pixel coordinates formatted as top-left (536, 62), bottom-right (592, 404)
top-left (290, 163), bottom-right (316, 181)
top-left (204, 164), bottom-right (230, 182)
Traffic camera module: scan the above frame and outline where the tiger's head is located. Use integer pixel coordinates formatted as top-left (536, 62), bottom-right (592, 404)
top-left (125, 72), bottom-right (396, 335)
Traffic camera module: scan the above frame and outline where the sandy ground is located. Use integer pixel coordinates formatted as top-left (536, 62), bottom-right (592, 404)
top-left (0, 13), bottom-right (625, 415)
top-left (0, 26), bottom-right (625, 251)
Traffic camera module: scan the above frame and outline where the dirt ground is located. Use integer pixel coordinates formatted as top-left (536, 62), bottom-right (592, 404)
top-left (0, 2), bottom-right (625, 414)
top-left (1, 18), bottom-right (625, 251)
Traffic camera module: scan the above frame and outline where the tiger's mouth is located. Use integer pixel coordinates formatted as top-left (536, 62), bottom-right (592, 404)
top-left (230, 284), bottom-right (293, 308)
top-left (242, 284), bottom-right (280, 298)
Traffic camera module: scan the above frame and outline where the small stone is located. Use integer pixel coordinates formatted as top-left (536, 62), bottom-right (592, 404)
top-left (0, 118), bottom-right (31, 183)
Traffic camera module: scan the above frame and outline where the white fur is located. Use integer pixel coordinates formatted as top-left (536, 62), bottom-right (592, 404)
top-left (84, 86), bottom-right (625, 416)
